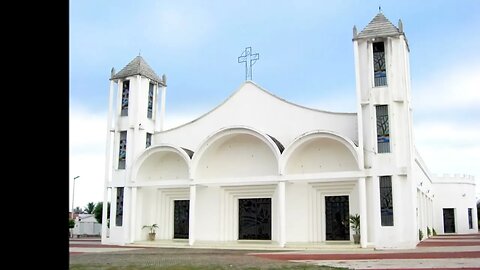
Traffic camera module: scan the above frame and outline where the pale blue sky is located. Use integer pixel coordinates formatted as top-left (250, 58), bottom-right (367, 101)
top-left (70, 0), bottom-right (480, 209)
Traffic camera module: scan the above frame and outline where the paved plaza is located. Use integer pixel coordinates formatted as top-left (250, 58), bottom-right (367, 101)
top-left (70, 233), bottom-right (480, 269)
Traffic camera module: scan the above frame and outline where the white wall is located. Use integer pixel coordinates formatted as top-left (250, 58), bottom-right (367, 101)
top-left (196, 133), bottom-right (277, 179)
top-left (285, 138), bottom-right (357, 174)
top-left (158, 82), bottom-right (357, 152)
top-left (195, 186), bottom-right (221, 241)
top-left (433, 175), bottom-right (478, 234)
top-left (137, 151), bottom-right (189, 181)
top-left (285, 182), bottom-right (309, 242)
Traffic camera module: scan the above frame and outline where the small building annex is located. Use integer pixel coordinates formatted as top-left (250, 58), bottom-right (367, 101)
top-left (101, 12), bottom-right (478, 249)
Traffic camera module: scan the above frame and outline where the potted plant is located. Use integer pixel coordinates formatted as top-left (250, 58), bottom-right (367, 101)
top-left (142, 224), bottom-right (158, 241)
top-left (349, 214), bottom-right (360, 244)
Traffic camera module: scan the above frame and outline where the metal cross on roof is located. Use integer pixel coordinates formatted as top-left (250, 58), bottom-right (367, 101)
top-left (238, 47), bottom-right (259, 81)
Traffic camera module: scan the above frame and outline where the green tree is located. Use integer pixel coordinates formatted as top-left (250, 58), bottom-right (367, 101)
top-left (69, 219), bottom-right (75, 229)
top-left (85, 202), bottom-right (95, 214)
top-left (94, 202), bottom-right (110, 226)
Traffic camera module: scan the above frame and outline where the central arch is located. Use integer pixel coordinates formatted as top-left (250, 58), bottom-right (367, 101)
top-left (282, 130), bottom-right (359, 174)
top-left (132, 144), bottom-right (191, 181)
top-left (192, 126), bottom-right (282, 179)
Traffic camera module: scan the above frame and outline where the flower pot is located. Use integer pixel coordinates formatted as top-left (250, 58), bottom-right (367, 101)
top-left (353, 234), bottom-right (360, 244)
top-left (148, 232), bottom-right (156, 241)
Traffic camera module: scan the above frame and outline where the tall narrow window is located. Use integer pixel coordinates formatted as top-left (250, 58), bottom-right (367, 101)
top-left (147, 83), bottom-right (154, 119)
top-left (115, 187), bottom-right (124, 226)
top-left (373, 42), bottom-right (387, 86)
top-left (468, 208), bottom-right (473, 229)
top-left (146, 133), bottom-right (152, 148)
top-left (380, 176), bottom-right (394, 226)
top-left (376, 105), bottom-right (390, 153)
top-left (118, 131), bottom-right (127, 169)
top-left (121, 80), bottom-right (130, 116)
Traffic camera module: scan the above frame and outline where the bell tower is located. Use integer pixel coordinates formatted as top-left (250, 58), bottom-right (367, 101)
top-left (102, 55), bottom-right (167, 243)
top-left (353, 12), bottom-right (417, 248)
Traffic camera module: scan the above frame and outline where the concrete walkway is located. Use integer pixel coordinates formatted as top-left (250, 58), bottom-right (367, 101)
top-left (69, 234), bottom-right (480, 269)
top-left (69, 238), bottom-right (147, 255)
top-left (252, 234), bottom-right (480, 269)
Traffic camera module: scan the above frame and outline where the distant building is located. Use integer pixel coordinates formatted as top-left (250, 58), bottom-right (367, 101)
top-left (73, 214), bottom-right (102, 237)
top-left (101, 12), bottom-right (477, 249)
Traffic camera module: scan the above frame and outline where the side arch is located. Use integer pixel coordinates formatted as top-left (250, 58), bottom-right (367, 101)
top-left (282, 130), bottom-right (360, 175)
top-left (191, 126), bottom-right (282, 179)
top-left (132, 144), bottom-right (192, 181)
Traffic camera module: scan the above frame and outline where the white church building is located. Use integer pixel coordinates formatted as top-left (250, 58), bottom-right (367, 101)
top-left (101, 12), bottom-right (478, 249)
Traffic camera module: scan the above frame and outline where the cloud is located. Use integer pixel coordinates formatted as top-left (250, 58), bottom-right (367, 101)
top-left (413, 63), bottom-right (480, 112)
top-left (164, 111), bottom-right (202, 130)
top-left (139, 3), bottom-right (214, 50)
top-left (69, 106), bottom-right (107, 210)
top-left (411, 62), bottom-right (480, 195)
top-left (414, 121), bottom-right (480, 148)
top-left (69, 107), bottom-right (107, 154)
top-left (301, 90), bottom-right (357, 113)
top-left (69, 105), bottom-right (201, 209)
top-left (414, 121), bottom-right (480, 195)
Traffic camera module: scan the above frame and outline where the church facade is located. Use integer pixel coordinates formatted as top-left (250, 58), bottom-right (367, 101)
top-left (101, 13), bottom-right (478, 249)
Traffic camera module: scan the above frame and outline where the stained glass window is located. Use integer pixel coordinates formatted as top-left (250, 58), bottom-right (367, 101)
top-left (325, 196), bottom-right (350, 240)
top-left (468, 208), bottom-right (473, 229)
top-left (147, 83), bottom-right (154, 119)
top-left (373, 42), bottom-right (387, 87)
top-left (116, 187), bottom-right (124, 227)
top-left (238, 198), bottom-right (271, 240)
top-left (121, 80), bottom-right (129, 116)
top-left (376, 105), bottom-right (390, 153)
top-left (118, 131), bottom-right (127, 169)
top-left (380, 176), bottom-right (394, 226)
top-left (174, 200), bottom-right (189, 239)
top-left (146, 133), bottom-right (152, 148)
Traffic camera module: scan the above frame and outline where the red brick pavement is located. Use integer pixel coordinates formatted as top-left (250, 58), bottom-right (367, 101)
top-left (253, 233), bottom-right (480, 262)
top-left (253, 251), bottom-right (480, 261)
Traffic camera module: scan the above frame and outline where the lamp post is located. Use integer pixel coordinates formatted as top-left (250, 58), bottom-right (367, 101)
top-left (72, 176), bottom-right (80, 219)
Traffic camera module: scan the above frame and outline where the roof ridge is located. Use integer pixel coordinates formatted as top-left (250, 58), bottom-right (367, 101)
top-left (355, 12), bottom-right (401, 39)
top-left (111, 55), bottom-right (163, 83)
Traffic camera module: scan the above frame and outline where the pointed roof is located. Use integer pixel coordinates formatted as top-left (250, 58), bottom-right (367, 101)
top-left (111, 55), bottom-right (163, 84)
top-left (356, 12), bottom-right (402, 39)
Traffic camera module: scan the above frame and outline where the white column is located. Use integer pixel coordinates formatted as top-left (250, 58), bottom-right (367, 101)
top-left (371, 176), bottom-right (380, 245)
top-left (188, 185), bottom-right (196, 246)
top-left (154, 85), bottom-right (161, 132)
top-left (122, 187), bottom-right (130, 244)
top-left (116, 81), bottom-right (122, 119)
top-left (102, 80), bottom-right (115, 243)
top-left (358, 177), bottom-right (368, 248)
top-left (101, 187), bottom-right (109, 243)
top-left (104, 80), bottom-right (115, 180)
top-left (107, 80), bottom-right (116, 130)
top-left (278, 181), bottom-right (286, 247)
top-left (130, 187), bottom-right (137, 243)
top-left (159, 84), bottom-right (166, 132)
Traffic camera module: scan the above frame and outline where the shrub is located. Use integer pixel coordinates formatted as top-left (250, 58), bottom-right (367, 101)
top-left (419, 229), bottom-right (423, 241)
top-left (433, 228), bottom-right (437, 236)
top-left (427, 227), bottom-right (431, 237)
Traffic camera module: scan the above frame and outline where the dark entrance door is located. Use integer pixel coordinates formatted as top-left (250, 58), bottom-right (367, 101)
top-left (174, 200), bottom-right (189, 239)
top-left (443, 208), bottom-right (455, 233)
top-left (239, 198), bottom-right (271, 240)
top-left (325, 196), bottom-right (350, 240)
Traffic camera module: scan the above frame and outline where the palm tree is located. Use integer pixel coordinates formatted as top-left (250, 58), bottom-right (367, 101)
top-left (85, 202), bottom-right (95, 214)
top-left (74, 206), bottom-right (83, 214)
